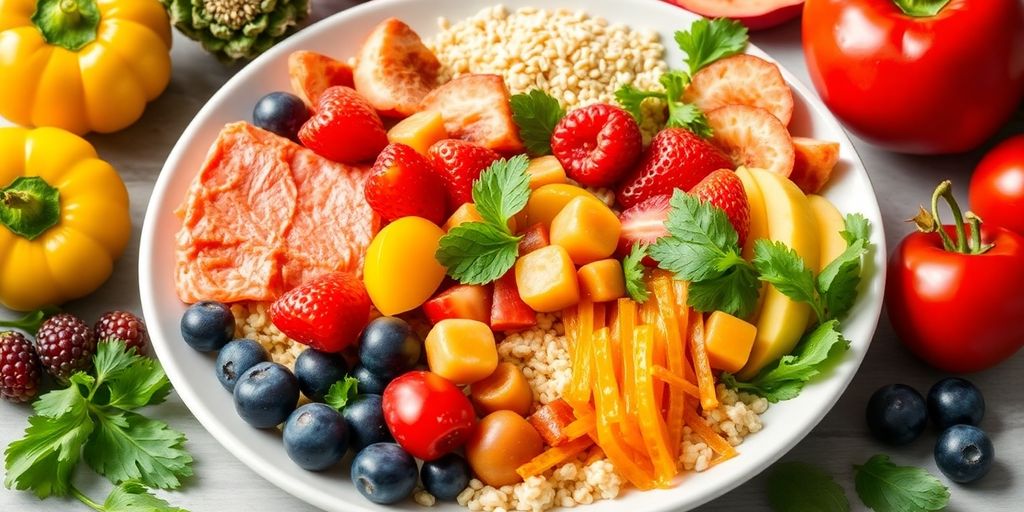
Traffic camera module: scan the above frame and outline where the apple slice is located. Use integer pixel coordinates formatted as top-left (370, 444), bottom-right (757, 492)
top-left (288, 51), bottom-right (355, 107)
top-left (666, 0), bottom-right (804, 31)
top-left (420, 74), bottom-right (525, 153)
top-left (354, 18), bottom-right (440, 118)
top-left (789, 137), bottom-right (841, 194)
top-left (706, 105), bottom-right (795, 177)
top-left (684, 54), bottom-right (794, 126)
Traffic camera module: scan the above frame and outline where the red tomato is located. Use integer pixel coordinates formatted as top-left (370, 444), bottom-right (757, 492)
top-left (970, 135), bottom-right (1024, 237)
top-left (382, 371), bottom-right (476, 461)
top-left (802, 0), bottom-right (1024, 154)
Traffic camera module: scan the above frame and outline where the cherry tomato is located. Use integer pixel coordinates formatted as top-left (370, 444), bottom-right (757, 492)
top-left (970, 135), bottom-right (1024, 237)
top-left (382, 371), bottom-right (476, 461)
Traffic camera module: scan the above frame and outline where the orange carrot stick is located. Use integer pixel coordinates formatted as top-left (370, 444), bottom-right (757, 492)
top-left (688, 310), bottom-right (719, 411)
top-left (563, 414), bottom-right (596, 441)
top-left (652, 365), bottom-right (701, 399)
top-left (683, 408), bottom-right (737, 458)
top-left (565, 300), bottom-right (594, 408)
top-left (652, 277), bottom-right (687, 460)
top-left (633, 325), bottom-right (677, 486)
top-left (591, 328), bottom-right (621, 422)
top-left (516, 436), bottom-right (595, 479)
top-left (618, 299), bottom-right (638, 418)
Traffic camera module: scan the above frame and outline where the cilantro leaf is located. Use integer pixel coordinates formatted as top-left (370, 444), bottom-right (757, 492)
top-left (665, 101), bottom-right (712, 138)
top-left (83, 412), bottom-right (193, 490)
top-left (663, 191), bottom-right (739, 254)
top-left (841, 213), bottom-right (871, 245)
top-left (753, 240), bottom-right (826, 323)
top-left (325, 376), bottom-right (360, 411)
top-left (33, 381), bottom-right (87, 418)
top-left (472, 155), bottom-right (531, 233)
top-left (102, 480), bottom-right (189, 512)
top-left (106, 355), bottom-right (172, 411)
top-left (614, 84), bottom-right (665, 123)
top-left (768, 462), bottom-right (850, 512)
top-left (0, 306), bottom-right (60, 333)
top-left (854, 455), bottom-right (949, 512)
top-left (510, 90), bottom-right (565, 156)
top-left (623, 244), bottom-right (650, 303)
top-left (819, 216), bottom-right (872, 321)
top-left (688, 264), bottom-right (761, 318)
top-left (436, 222), bottom-right (522, 285)
top-left (4, 390), bottom-right (93, 498)
top-left (675, 18), bottom-right (749, 76)
top-left (93, 340), bottom-right (138, 384)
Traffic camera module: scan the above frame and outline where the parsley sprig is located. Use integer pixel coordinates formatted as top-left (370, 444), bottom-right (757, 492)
top-left (325, 376), bottom-right (359, 411)
top-left (622, 243), bottom-right (650, 303)
top-left (855, 455), bottom-right (950, 512)
top-left (510, 90), bottom-right (565, 156)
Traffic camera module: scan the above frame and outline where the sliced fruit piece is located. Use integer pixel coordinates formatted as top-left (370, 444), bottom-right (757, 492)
top-left (425, 319), bottom-right (499, 385)
top-left (577, 259), bottom-right (626, 303)
top-left (683, 54), bottom-right (794, 126)
top-left (523, 184), bottom-right (598, 229)
top-left (442, 203), bottom-right (517, 233)
top-left (665, 0), bottom-right (804, 31)
top-left (353, 18), bottom-right (440, 118)
top-left (428, 139), bottom-right (502, 207)
top-left (616, 194), bottom-right (671, 260)
top-left (288, 51), bottom-right (355, 107)
top-left (807, 194), bottom-right (846, 272)
top-left (491, 270), bottom-right (537, 332)
top-left (616, 128), bottom-right (733, 209)
top-left (550, 103), bottom-right (642, 187)
top-left (515, 245), bottom-right (580, 313)
top-left (387, 110), bottom-right (448, 155)
top-left (363, 216), bottom-right (447, 316)
top-left (525, 156), bottom-right (568, 189)
top-left (365, 143), bottom-right (448, 224)
top-left (423, 284), bottom-right (492, 324)
top-left (690, 169), bottom-right (751, 247)
top-left (549, 196), bottom-right (621, 265)
top-left (298, 86), bottom-right (389, 164)
top-left (706, 105), bottom-right (795, 178)
top-left (734, 167), bottom-right (769, 261)
top-left (789, 137), bottom-right (841, 194)
top-left (518, 223), bottom-right (550, 256)
top-left (420, 74), bottom-right (525, 152)
top-left (527, 399), bottom-right (577, 447)
top-left (703, 311), bottom-right (757, 373)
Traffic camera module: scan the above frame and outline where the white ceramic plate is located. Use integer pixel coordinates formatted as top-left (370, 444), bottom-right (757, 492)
top-left (140, 1), bottom-right (887, 510)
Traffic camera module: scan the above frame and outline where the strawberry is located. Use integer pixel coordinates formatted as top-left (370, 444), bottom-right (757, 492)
top-left (518, 223), bottom-right (550, 256)
top-left (420, 74), bottom-right (525, 152)
top-left (616, 128), bottom-right (733, 209)
top-left (490, 271), bottom-right (536, 332)
top-left (269, 271), bottom-right (371, 353)
top-left (423, 284), bottom-right (492, 324)
top-left (706, 105), bottom-right (795, 177)
top-left (683, 54), bottom-right (794, 126)
top-left (365, 143), bottom-right (448, 224)
top-left (616, 194), bottom-right (671, 263)
top-left (288, 51), bottom-right (355, 107)
top-left (550, 103), bottom-right (643, 187)
top-left (298, 86), bottom-right (388, 163)
top-left (353, 18), bottom-right (440, 117)
top-left (690, 169), bottom-right (750, 246)
top-left (427, 139), bottom-right (501, 207)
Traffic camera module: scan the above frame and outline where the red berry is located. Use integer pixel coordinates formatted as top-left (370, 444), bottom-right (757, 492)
top-left (36, 313), bottom-right (95, 381)
top-left (617, 194), bottom-right (671, 263)
top-left (616, 128), bottom-right (733, 209)
top-left (365, 143), bottom-right (448, 224)
top-left (95, 311), bottom-right (149, 355)
top-left (269, 272), bottom-right (371, 353)
top-left (690, 169), bottom-right (751, 246)
top-left (427, 139), bottom-right (501, 207)
top-left (550, 103), bottom-right (642, 187)
top-left (0, 331), bottom-right (41, 403)
top-left (298, 86), bottom-right (388, 163)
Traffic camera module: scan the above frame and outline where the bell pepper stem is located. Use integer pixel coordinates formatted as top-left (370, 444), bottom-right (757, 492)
top-left (0, 176), bottom-right (61, 240)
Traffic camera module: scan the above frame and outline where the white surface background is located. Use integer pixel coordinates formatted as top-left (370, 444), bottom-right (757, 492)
top-left (2, 1), bottom-right (1022, 510)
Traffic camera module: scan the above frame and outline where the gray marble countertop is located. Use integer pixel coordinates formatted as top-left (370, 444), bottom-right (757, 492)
top-left (2, 2), bottom-right (1022, 511)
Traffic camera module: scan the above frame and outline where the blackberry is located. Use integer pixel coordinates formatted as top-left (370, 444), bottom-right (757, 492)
top-left (36, 313), bottom-right (95, 381)
top-left (95, 310), bottom-right (149, 354)
top-left (0, 331), bottom-right (42, 403)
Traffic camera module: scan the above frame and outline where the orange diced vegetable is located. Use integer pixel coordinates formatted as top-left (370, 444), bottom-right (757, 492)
top-left (688, 311), bottom-right (719, 410)
top-left (523, 183), bottom-right (597, 228)
top-left (515, 245), bottom-right (580, 312)
top-left (387, 110), bottom-right (448, 155)
top-left (425, 319), bottom-right (499, 385)
top-left (633, 325), bottom-right (677, 486)
top-left (528, 398), bottom-right (577, 447)
top-left (550, 196), bottom-right (622, 265)
top-left (526, 155), bottom-right (568, 189)
top-left (577, 259), bottom-right (627, 302)
top-left (652, 365), bottom-right (701, 399)
top-left (516, 436), bottom-right (594, 479)
top-left (684, 408), bottom-right (737, 459)
top-left (591, 328), bottom-right (621, 422)
top-left (471, 362), bottom-right (534, 417)
top-left (704, 311), bottom-right (757, 373)
top-left (443, 203), bottom-right (517, 233)
top-left (564, 300), bottom-right (594, 408)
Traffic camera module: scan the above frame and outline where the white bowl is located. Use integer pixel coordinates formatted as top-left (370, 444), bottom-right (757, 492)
top-left (140, 1), bottom-right (887, 510)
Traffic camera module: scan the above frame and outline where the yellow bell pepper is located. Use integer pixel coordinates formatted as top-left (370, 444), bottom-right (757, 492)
top-left (0, 0), bottom-right (172, 134)
top-left (0, 126), bottom-right (131, 310)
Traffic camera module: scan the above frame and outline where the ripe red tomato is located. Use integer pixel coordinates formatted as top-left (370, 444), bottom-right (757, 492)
top-left (382, 371), bottom-right (476, 461)
top-left (970, 135), bottom-right (1024, 237)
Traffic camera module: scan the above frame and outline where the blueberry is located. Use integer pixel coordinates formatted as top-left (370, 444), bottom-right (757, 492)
top-left (935, 424), bottom-right (994, 483)
top-left (352, 364), bottom-right (397, 395)
top-left (283, 403), bottom-right (349, 471)
top-left (928, 377), bottom-right (985, 429)
top-left (421, 453), bottom-right (471, 501)
top-left (180, 301), bottom-right (235, 352)
top-left (351, 443), bottom-right (417, 505)
top-left (342, 393), bottom-right (393, 451)
top-left (866, 384), bottom-right (927, 445)
top-left (233, 362), bottom-right (299, 429)
top-left (215, 339), bottom-right (269, 392)
top-left (358, 317), bottom-right (421, 375)
top-left (294, 349), bottom-right (349, 402)
top-left (252, 92), bottom-right (310, 140)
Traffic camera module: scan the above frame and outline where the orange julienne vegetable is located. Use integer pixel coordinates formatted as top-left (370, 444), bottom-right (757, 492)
top-left (565, 300), bottom-right (594, 409)
top-left (594, 358), bottom-right (655, 490)
top-left (652, 365), bottom-right (701, 399)
top-left (562, 413), bottom-right (596, 441)
top-left (652, 276), bottom-right (687, 460)
top-left (584, 445), bottom-right (606, 465)
top-left (516, 435), bottom-right (594, 479)
top-left (591, 328), bottom-right (622, 422)
top-left (683, 407), bottom-right (737, 459)
top-left (688, 310), bottom-right (719, 411)
top-left (617, 299), bottom-right (638, 417)
top-left (633, 325), bottom-right (678, 486)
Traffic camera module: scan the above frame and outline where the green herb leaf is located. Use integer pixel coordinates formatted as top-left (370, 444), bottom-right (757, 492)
top-left (687, 264), bottom-right (761, 318)
top-left (33, 382), bottom-right (87, 419)
top-left (840, 214), bottom-right (871, 246)
top-left (102, 480), bottom-right (190, 512)
top-left (768, 462), bottom-right (850, 512)
top-left (623, 244), bottom-right (650, 303)
top-left (106, 358), bottom-right (173, 411)
top-left (614, 84), bottom-right (665, 123)
top-left (472, 155), bottom-right (531, 232)
top-left (0, 306), bottom-right (60, 332)
top-left (83, 412), bottom-right (193, 490)
top-left (4, 391), bottom-right (94, 498)
top-left (675, 18), bottom-right (749, 76)
top-left (665, 101), bottom-right (712, 138)
top-left (819, 216), bottom-right (872, 321)
top-left (753, 240), bottom-right (826, 323)
top-left (510, 90), bottom-right (565, 156)
top-left (325, 376), bottom-right (360, 411)
top-left (93, 340), bottom-right (138, 383)
top-left (436, 222), bottom-right (522, 285)
top-left (854, 454), bottom-right (949, 512)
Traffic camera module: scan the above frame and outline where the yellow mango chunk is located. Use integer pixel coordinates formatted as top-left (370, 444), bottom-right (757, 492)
top-left (425, 319), bottom-right (499, 384)
top-left (550, 196), bottom-right (621, 265)
top-left (363, 217), bottom-right (447, 316)
top-left (515, 245), bottom-right (580, 312)
top-left (577, 259), bottom-right (626, 302)
top-left (443, 203), bottom-right (516, 233)
top-left (387, 110), bottom-right (448, 155)
top-left (704, 311), bottom-right (757, 373)
top-left (526, 156), bottom-right (568, 189)
top-left (522, 184), bottom-right (597, 228)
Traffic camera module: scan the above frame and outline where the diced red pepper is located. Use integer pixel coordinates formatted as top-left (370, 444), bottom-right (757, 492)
top-left (490, 271), bottom-right (537, 331)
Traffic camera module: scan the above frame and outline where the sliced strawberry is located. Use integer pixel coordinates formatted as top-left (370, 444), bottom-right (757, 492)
top-left (490, 271), bottom-right (537, 332)
top-left (427, 139), bottom-right (501, 207)
top-left (353, 18), bottom-right (440, 118)
top-left (298, 86), bottom-right (388, 163)
top-left (616, 194), bottom-right (671, 261)
top-left (288, 51), bottom-right (355, 107)
top-left (365, 143), bottom-right (447, 224)
top-left (690, 169), bottom-right (751, 246)
top-left (789, 137), bottom-right (841, 194)
top-left (518, 223), bottom-right (550, 256)
top-left (683, 54), bottom-right (794, 125)
top-left (269, 272), bottom-right (371, 353)
top-left (550, 103), bottom-right (642, 187)
top-left (706, 105), bottom-right (795, 177)
top-left (420, 74), bottom-right (525, 153)
top-left (616, 128), bottom-right (733, 209)
top-left (423, 284), bottom-right (492, 324)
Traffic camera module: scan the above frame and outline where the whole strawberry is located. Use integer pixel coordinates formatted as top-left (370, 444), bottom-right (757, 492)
top-left (691, 169), bottom-right (751, 246)
top-left (551, 103), bottom-right (642, 187)
top-left (95, 311), bottom-right (149, 355)
top-left (616, 128), bottom-right (733, 209)
top-left (0, 331), bottom-right (42, 403)
top-left (269, 272), bottom-right (371, 353)
top-left (427, 139), bottom-right (501, 207)
top-left (36, 313), bottom-right (95, 381)
top-left (298, 86), bottom-right (389, 163)
top-left (365, 143), bottom-right (448, 224)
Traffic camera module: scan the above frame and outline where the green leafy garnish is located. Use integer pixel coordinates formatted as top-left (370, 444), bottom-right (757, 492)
top-left (623, 244), bottom-right (650, 303)
top-left (614, 85), bottom-right (664, 123)
top-left (753, 240), bottom-right (825, 322)
top-left (767, 462), bottom-right (850, 512)
top-left (86, 480), bottom-right (189, 512)
top-left (471, 155), bottom-right (532, 233)
top-left (0, 306), bottom-right (61, 333)
top-left (675, 18), bottom-right (749, 76)
top-left (510, 90), bottom-right (565, 156)
top-left (325, 376), bottom-right (360, 411)
top-left (854, 455), bottom-right (949, 512)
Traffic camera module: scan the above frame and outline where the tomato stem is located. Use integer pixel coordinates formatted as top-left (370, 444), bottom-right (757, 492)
top-left (925, 180), bottom-right (993, 256)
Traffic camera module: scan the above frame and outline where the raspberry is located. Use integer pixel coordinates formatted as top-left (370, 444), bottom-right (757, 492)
top-left (95, 311), bottom-right (149, 355)
top-left (550, 103), bottom-right (643, 187)
top-left (36, 313), bottom-right (95, 381)
top-left (0, 331), bottom-right (41, 403)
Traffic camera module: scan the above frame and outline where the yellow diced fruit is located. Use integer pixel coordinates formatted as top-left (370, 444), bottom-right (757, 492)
top-left (515, 245), bottom-right (580, 312)
top-left (549, 196), bottom-right (621, 265)
top-left (387, 110), bottom-right (448, 155)
top-left (363, 216), bottom-right (446, 316)
top-left (443, 203), bottom-right (517, 233)
top-left (425, 319), bottom-right (499, 385)
top-left (525, 156), bottom-right (568, 189)
top-left (704, 311), bottom-right (757, 374)
top-left (577, 259), bottom-right (626, 302)
top-left (522, 184), bottom-right (597, 228)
